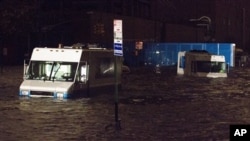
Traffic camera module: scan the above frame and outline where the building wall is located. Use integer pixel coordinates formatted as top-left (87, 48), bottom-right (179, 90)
top-left (164, 24), bottom-right (204, 42)
top-left (37, 0), bottom-right (250, 49)
top-left (87, 12), bottom-right (205, 47)
top-left (5, 0), bottom-right (250, 65)
top-left (214, 1), bottom-right (243, 48)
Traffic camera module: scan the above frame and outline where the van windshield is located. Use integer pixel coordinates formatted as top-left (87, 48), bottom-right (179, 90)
top-left (25, 61), bottom-right (78, 82)
top-left (193, 61), bottom-right (226, 73)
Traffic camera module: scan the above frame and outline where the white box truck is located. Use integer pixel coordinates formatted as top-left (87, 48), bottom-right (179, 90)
top-left (19, 46), bottom-right (122, 99)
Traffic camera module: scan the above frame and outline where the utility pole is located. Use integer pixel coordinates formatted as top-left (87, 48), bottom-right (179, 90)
top-left (113, 19), bottom-right (123, 130)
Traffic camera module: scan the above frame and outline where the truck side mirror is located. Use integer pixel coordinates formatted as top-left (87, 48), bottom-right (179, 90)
top-left (23, 60), bottom-right (29, 79)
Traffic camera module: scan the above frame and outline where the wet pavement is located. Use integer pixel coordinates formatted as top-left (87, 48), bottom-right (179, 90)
top-left (0, 66), bottom-right (250, 140)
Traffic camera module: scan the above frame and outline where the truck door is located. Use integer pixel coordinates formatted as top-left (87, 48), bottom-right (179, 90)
top-left (79, 61), bottom-right (89, 83)
top-left (177, 51), bottom-right (186, 75)
top-left (74, 61), bottom-right (89, 93)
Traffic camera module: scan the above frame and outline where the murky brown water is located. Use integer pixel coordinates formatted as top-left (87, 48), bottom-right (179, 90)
top-left (0, 66), bottom-right (250, 141)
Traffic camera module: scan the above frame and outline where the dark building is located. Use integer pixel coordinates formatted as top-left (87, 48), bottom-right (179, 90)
top-left (156, 0), bottom-right (250, 51)
top-left (35, 0), bottom-right (155, 47)
top-left (2, 0), bottom-right (250, 64)
top-left (37, 0), bottom-right (250, 47)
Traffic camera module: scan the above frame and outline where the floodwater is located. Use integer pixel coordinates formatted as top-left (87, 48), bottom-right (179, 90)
top-left (1, 66), bottom-right (250, 141)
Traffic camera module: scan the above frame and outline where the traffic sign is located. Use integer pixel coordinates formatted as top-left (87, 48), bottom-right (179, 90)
top-left (114, 43), bottom-right (123, 56)
top-left (114, 19), bottom-right (123, 56)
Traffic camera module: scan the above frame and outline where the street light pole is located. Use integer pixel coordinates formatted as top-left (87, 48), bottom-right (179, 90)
top-left (189, 16), bottom-right (212, 41)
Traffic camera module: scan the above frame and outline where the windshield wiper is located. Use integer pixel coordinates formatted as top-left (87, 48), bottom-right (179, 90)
top-left (52, 63), bottom-right (61, 82)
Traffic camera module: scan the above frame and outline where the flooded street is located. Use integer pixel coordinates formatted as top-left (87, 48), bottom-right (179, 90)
top-left (1, 66), bottom-right (250, 140)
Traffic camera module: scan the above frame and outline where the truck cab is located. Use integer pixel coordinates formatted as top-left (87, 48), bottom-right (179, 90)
top-left (177, 50), bottom-right (227, 78)
top-left (19, 46), bottom-right (122, 99)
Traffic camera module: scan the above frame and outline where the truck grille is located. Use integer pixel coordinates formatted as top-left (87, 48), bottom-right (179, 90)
top-left (30, 91), bottom-right (54, 97)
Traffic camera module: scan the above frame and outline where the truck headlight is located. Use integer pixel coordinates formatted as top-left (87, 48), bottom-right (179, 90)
top-left (20, 90), bottom-right (30, 96)
top-left (56, 93), bottom-right (64, 98)
top-left (54, 92), bottom-right (69, 99)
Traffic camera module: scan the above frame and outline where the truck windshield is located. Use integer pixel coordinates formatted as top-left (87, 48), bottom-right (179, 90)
top-left (193, 61), bottom-right (226, 73)
top-left (25, 61), bottom-right (78, 82)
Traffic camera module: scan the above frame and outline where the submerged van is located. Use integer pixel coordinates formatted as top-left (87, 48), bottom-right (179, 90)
top-left (19, 46), bottom-right (122, 99)
top-left (177, 51), bottom-right (227, 78)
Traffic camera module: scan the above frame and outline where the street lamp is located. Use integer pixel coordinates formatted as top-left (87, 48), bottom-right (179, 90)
top-left (189, 16), bottom-right (211, 31)
top-left (189, 16), bottom-right (211, 23)
top-left (189, 16), bottom-right (212, 41)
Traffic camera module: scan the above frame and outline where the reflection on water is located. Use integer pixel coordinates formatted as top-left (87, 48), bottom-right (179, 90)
top-left (1, 67), bottom-right (250, 140)
top-left (0, 97), bottom-right (117, 141)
